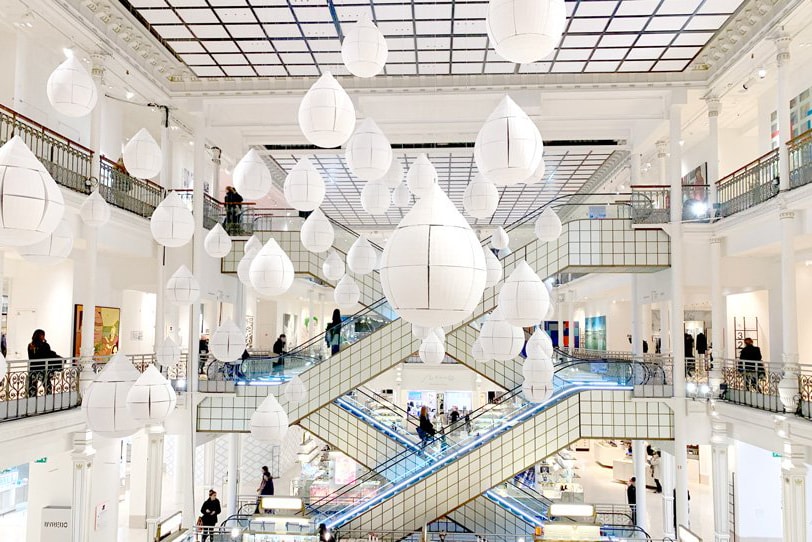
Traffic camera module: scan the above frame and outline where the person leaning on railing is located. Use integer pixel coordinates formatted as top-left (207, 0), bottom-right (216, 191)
top-left (224, 186), bottom-right (244, 234)
top-left (738, 337), bottom-right (763, 391)
top-left (27, 329), bottom-right (62, 397)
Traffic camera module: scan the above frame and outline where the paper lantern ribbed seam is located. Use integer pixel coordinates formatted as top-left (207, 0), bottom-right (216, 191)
top-left (341, 17), bottom-right (388, 78)
top-left (233, 148), bottom-right (273, 200)
top-left (345, 118), bottom-right (393, 181)
top-left (298, 72), bottom-right (356, 149)
top-left (284, 157), bottom-right (326, 212)
top-left (46, 56), bottom-right (98, 118)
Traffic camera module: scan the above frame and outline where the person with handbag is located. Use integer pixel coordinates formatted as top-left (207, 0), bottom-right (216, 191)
top-left (199, 489), bottom-right (221, 541)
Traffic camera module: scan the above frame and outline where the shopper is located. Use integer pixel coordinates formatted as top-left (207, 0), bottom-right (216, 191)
top-left (684, 333), bottom-right (695, 373)
top-left (650, 451), bottom-right (662, 493)
top-left (224, 186), bottom-right (243, 232)
top-left (696, 332), bottom-right (707, 356)
top-left (627, 477), bottom-right (637, 524)
top-left (198, 335), bottom-right (209, 375)
top-left (449, 406), bottom-right (460, 428)
top-left (325, 309), bottom-right (342, 356)
top-left (417, 405), bottom-right (436, 449)
top-left (272, 334), bottom-right (287, 376)
top-left (258, 465), bottom-right (275, 496)
top-left (199, 489), bottom-right (221, 541)
top-left (27, 329), bottom-right (61, 396)
top-left (738, 337), bottom-right (763, 390)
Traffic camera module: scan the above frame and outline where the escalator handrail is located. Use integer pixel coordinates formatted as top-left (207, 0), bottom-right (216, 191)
top-left (353, 387), bottom-right (419, 427)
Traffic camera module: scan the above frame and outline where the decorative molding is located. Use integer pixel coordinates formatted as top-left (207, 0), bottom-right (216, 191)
top-left (704, 95), bottom-right (722, 118)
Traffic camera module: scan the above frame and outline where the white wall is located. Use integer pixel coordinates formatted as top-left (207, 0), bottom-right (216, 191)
top-left (118, 290), bottom-right (157, 355)
top-left (25, 451), bottom-right (74, 542)
top-left (797, 265), bottom-right (812, 365)
top-left (726, 290), bottom-right (772, 362)
top-left (732, 440), bottom-right (783, 541)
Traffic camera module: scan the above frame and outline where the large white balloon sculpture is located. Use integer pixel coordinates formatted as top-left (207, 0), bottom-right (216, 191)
top-left (165, 265), bottom-right (201, 305)
top-left (341, 16), bottom-right (388, 78)
top-left (498, 260), bottom-right (550, 327)
top-left (83, 353), bottom-right (142, 438)
top-left (249, 238), bottom-right (295, 297)
top-left (126, 365), bottom-right (177, 424)
top-left (392, 183), bottom-right (411, 207)
top-left (478, 307), bottom-right (524, 361)
top-left (486, 0), bottom-right (567, 64)
top-left (210, 320), bottom-right (245, 362)
top-left (284, 157), bottom-right (326, 212)
top-left (250, 393), bottom-right (289, 444)
top-left (381, 157), bottom-right (404, 189)
top-left (463, 176), bottom-right (500, 219)
top-left (46, 56), bottom-right (98, 117)
top-left (346, 118), bottom-right (393, 181)
top-left (284, 376), bottom-right (308, 404)
top-left (347, 235), bottom-right (377, 275)
top-left (0, 136), bottom-right (65, 247)
top-left (233, 149), bottom-right (273, 200)
top-left (490, 227), bottom-right (510, 251)
top-left (406, 154), bottom-right (438, 198)
top-left (300, 208), bottom-right (335, 253)
top-left (526, 328), bottom-right (554, 359)
top-left (419, 333), bottom-right (445, 365)
top-left (79, 190), bottom-right (111, 227)
top-left (123, 128), bottom-right (162, 179)
top-left (322, 250), bottom-right (345, 281)
top-left (204, 223), bottom-right (233, 258)
top-left (535, 207), bottom-right (562, 242)
top-left (379, 185), bottom-right (486, 328)
top-left (483, 247), bottom-right (503, 288)
top-left (334, 274), bottom-right (361, 309)
top-left (155, 336), bottom-right (181, 368)
top-left (150, 191), bottom-right (194, 248)
top-left (522, 355), bottom-right (555, 403)
top-left (361, 179), bottom-right (391, 215)
top-left (298, 72), bottom-right (356, 148)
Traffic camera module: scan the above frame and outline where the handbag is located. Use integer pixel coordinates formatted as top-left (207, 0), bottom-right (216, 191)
top-left (196, 516), bottom-right (203, 526)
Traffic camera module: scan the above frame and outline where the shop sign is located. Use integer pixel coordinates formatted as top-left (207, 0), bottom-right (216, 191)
top-left (41, 506), bottom-right (71, 542)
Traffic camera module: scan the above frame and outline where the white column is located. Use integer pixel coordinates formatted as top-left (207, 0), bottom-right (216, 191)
top-left (128, 431), bottom-right (148, 527)
top-left (706, 95), bottom-right (722, 208)
top-left (204, 438), bottom-right (216, 490)
top-left (778, 208), bottom-right (800, 412)
top-left (226, 433), bottom-right (241, 516)
top-left (88, 437), bottom-right (122, 542)
top-left (775, 34), bottom-right (791, 192)
top-left (781, 440), bottom-right (807, 542)
top-left (632, 440), bottom-right (648, 531)
top-left (211, 147), bottom-right (222, 198)
top-left (656, 140), bottom-right (668, 186)
top-left (155, 118), bottom-right (173, 354)
top-left (556, 286), bottom-right (565, 351)
top-left (190, 116), bottom-right (206, 393)
top-left (71, 431), bottom-right (95, 542)
top-left (145, 425), bottom-right (166, 541)
top-left (668, 95), bottom-right (690, 530)
top-left (709, 237), bottom-right (725, 394)
top-left (710, 421), bottom-right (730, 542)
top-left (661, 450), bottom-right (676, 537)
top-left (631, 276), bottom-right (641, 358)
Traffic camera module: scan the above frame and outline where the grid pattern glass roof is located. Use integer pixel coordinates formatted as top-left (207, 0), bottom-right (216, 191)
top-left (120, 0), bottom-right (745, 78)
top-left (265, 147), bottom-right (614, 227)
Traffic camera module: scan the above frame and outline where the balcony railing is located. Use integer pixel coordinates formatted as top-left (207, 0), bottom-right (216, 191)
top-left (789, 128), bottom-right (812, 189)
top-left (629, 184), bottom-right (710, 224)
top-left (717, 149), bottom-right (780, 217)
top-left (175, 189), bottom-right (258, 235)
top-left (99, 157), bottom-right (165, 218)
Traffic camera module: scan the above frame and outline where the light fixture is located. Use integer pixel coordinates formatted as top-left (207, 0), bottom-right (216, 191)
top-left (165, 265), bottom-right (201, 305)
top-left (47, 56), bottom-right (97, 118)
top-left (406, 153), bottom-right (438, 198)
top-left (284, 157), bottom-right (326, 212)
top-left (300, 208), bottom-right (335, 253)
top-left (361, 179), bottom-right (391, 215)
top-left (233, 148), bottom-right (273, 200)
top-left (250, 393), bottom-right (290, 444)
top-left (125, 91), bottom-right (135, 100)
top-left (155, 336), bottom-right (181, 368)
top-left (419, 333), bottom-right (445, 364)
top-left (478, 307), bottom-right (524, 361)
top-left (525, 328), bottom-right (554, 359)
top-left (757, 67), bottom-right (767, 79)
top-left (471, 339), bottom-right (488, 362)
top-left (322, 250), bottom-right (345, 281)
top-left (249, 238), bottom-right (295, 297)
top-left (381, 157), bottom-right (404, 189)
top-left (499, 260), bottom-right (549, 327)
top-left (391, 182), bottom-right (411, 207)
top-left (150, 192), bottom-right (194, 248)
top-left (463, 175), bottom-right (499, 219)
top-left (345, 118), bottom-right (392, 181)
top-left (483, 246), bottom-right (503, 288)
top-left (687, 200), bottom-right (709, 218)
top-left (486, 0), bottom-right (566, 64)
top-left (82, 353), bottom-right (142, 438)
top-left (79, 190), bottom-right (111, 227)
top-left (17, 219), bottom-right (73, 265)
top-left (346, 235), bottom-right (377, 275)
top-left (341, 16), bottom-right (388, 78)
top-left (412, 324), bottom-right (430, 340)
top-left (284, 376), bottom-right (308, 404)
top-left (62, 48), bottom-right (73, 58)
top-left (298, 72), bottom-right (356, 148)
top-left (490, 227), bottom-right (510, 250)
top-left (204, 223), bottom-right (233, 258)
top-left (210, 320), bottom-right (246, 362)
top-left (126, 365), bottom-right (177, 424)
top-left (244, 235), bottom-right (263, 256)
top-left (123, 128), bottom-right (162, 179)
top-left (334, 274), bottom-right (361, 309)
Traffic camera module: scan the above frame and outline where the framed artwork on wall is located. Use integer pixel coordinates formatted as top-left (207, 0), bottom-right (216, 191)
top-left (73, 305), bottom-right (121, 357)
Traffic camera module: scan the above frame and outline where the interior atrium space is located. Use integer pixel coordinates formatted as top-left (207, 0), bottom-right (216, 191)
top-left (4, 0), bottom-right (812, 541)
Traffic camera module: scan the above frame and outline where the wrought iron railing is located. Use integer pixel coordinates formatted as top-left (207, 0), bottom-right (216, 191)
top-left (716, 149), bottom-right (779, 217)
top-left (789, 128), bottom-right (812, 189)
top-left (629, 184), bottom-right (710, 224)
top-left (98, 156), bottom-right (165, 218)
top-left (176, 189), bottom-right (258, 234)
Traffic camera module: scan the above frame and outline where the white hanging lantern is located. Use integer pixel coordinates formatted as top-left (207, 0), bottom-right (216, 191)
top-left (474, 96), bottom-right (543, 186)
top-left (522, 158), bottom-right (546, 185)
top-left (380, 185), bottom-right (486, 328)
top-left (233, 148), bottom-right (273, 200)
top-left (522, 378), bottom-right (554, 403)
top-left (523, 354), bottom-right (554, 384)
top-left (412, 324), bottom-right (431, 340)
top-left (381, 157), bottom-right (404, 189)
top-left (79, 190), bottom-right (111, 227)
top-left (361, 179), bottom-right (391, 215)
top-left (322, 250), bottom-right (345, 282)
top-left (0, 136), bottom-right (65, 247)
top-left (284, 376), bottom-right (308, 404)
top-left (334, 274), bottom-right (361, 309)
top-left (463, 176), bottom-right (500, 219)
top-left (250, 393), bottom-right (290, 444)
top-left (535, 207), bottom-right (562, 243)
top-left (347, 235), bottom-right (377, 275)
top-left (123, 128), bottom-right (162, 179)
top-left (499, 260), bottom-right (549, 327)
top-left (472, 339), bottom-right (488, 362)
top-left (300, 208), bottom-right (335, 253)
top-left (210, 319), bottom-right (245, 362)
top-left (204, 223), bottom-right (232, 258)
top-left (484, 247), bottom-right (503, 288)
top-left (419, 334), bottom-right (445, 365)
top-left (526, 328), bottom-right (554, 359)
top-left (341, 16), bottom-right (388, 78)
top-left (284, 157), bottom-right (326, 212)
top-left (346, 118), bottom-right (393, 181)
top-left (150, 191), bottom-right (194, 248)
top-left (486, 0), bottom-right (567, 64)
top-left (298, 72), bottom-right (356, 148)
top-left (490, 227), bottom-right (510, 250)
top-left (406, 154), bottom-right (438, 199)
top-left (432, 327), bottom-right (446, 344)
top-left (244, 235), bottom-right (263, 257)
top-left (165, 265), bottom-right (201, 306)
top-left (544, 282), bottom-right (555, 320)
top-left (46, 56), bottom-right (98, 118)
top-left (126, 365), bottom-right (177, 424)
top-left (479, 307), bottom-right (524, 361)
top-left (155, 336), bottom-right (181, 368)
top-left (18, 220), bottom-right (73, 265)
top-left (249, 238), bottom-right (295, 297)
top-left (392, 183), bottom-right (411, 207)
top-left (82, 353), bottom-right (141, 438)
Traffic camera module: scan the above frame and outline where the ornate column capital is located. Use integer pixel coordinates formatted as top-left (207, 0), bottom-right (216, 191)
top-left (779, 209), bottom-right (796, 221)
top-left (709, 236), bottom-right (723, 245)
top-left (704, 95), bottom-right (722, 118)
top-left (711, 421), bottom-right (729, 445)
top-left (774, 32), bottom-right (791, 67)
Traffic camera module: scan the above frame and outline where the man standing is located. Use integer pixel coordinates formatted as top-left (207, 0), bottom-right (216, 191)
top-left (738, 337), bottom-right (763, 390)
top-left (272, 334), bottom-right (287, 376)
top-left (627, 476), bottom-right (637, 524)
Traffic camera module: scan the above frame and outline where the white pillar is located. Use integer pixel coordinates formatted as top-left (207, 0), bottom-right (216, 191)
top-left (668, 94), bottom-right (690, 530)
top-left (204, 438), bottom-right (216, 489)
top-left (778, 208), bottom-right (800, 412)
top-left (145, 425), bottom-right (166, 541)
top-left (190, 116), bottom-right (206, 394)
top-left (211, 147), bottom-right (222, 198)
top-left (709, 237), bottom-right (725, 394)
top-left (632, 440), bottom-right (648, 531)
top-left (128, 430), bottom-right (148, 528)
top-left (775, 34), bottom-right (792, 192)
top-left (71, 431), bottom-right (95, 542)
top-left (631, 276), bottom-right (641, 358)
top-left (661, 450), bottom-right (676, 537)
top-left (710, 421), bottom-right (730, 542)
top-left (781, 440), bottom-right (807, 542)
top-left (155, 118), bottom-right (173, 354)
top-left (226, 433), bottom-right (241, 516)
top-left (88, 437), bottom-right (122, 542)
top-left (706, 95), bottom-right (722, 208)
top-left (656, 140), bottom-right (668, 186)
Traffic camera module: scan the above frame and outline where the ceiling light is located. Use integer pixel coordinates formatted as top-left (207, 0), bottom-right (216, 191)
top-left (757, 67), bottom-right (767, 79)
top-left (678, 139), bottom-right (685, 146)
top-left (14, 12), bottom-right (34, 29)
top-left (125, 91), bottom-right (135, 100)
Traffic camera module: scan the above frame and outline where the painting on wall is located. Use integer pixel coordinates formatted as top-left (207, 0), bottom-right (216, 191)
top-left (543, 321), bottom-right (580, 348)
top-left (681, 162), bottom-right (709, 207)
top-left (73, 305), bottom-right (121, 357)
top-left (584, 316), bottom-right (607, 351)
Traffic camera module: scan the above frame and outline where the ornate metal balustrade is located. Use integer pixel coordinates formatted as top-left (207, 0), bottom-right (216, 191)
top-left (629, 184), bottom-right (710, 224)
top-left (98, 157), bottom-right (165, 218)
top-left (789, 128), bottom-right (812, 189)
top-left (716, 149), bottom-right (780, 217)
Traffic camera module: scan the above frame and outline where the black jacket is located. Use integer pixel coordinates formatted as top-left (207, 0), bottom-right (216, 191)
top-left (273, 339), bottom-right (286, 355)
top-left (739, 344), bottom-right (762, 361)
top-left (419, 414), bottom-right (436, 436)
top-left (627, 483), bottom-right (636, 505)
top-left (696, 333), bottom-right (708, 354)
top-left (224, 191), bottom-right (243, 205)
top-left (200, 498), bottom-right (221, 526)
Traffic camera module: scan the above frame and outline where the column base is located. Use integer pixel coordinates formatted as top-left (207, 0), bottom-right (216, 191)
top-left (662, 495), bottom-right (675, 537)
top-left (714, 533), bottom-right (731, 542)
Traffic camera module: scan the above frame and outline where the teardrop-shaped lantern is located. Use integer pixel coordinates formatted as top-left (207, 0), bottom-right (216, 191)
top-left (479, 307), bottom-right (524, 361)
top-left (419, 334), bottom-right (445, 365)
top-left (46, 56), bottom-right (98, 118)
top-left (382, 157), bottom-right (404, 189)
top-left (126, 365), bottom-right (177, 424)
top-left (486, 0), bottom-right (566, 64)
top-left (284, 157), bottom-right (325, 212)
top-left (150, 191), bottom-right (194, 248)
top-left (284, 376), bottom-right (308, 404)
top-left (123, 128), bottom-right (162, 179)
top-left (483, 247), bottom-right (503, 288)
top-left (544, 282), bottom-right (555, 320)
top-left (361, 179), bottom-right (391, 215)
top-left (155, 336), bottom-right (181, 368)
top-left (412, 324), bottom-right (431, 340)
top-left (522, 378), bottom-right (554, 403)
top-left (472, 338), bottom-right (488, 362)
top-left (526, 328), bottom-right (554, 360)
top-left (535, 207), bottom-right (562, 243)
top-left (233, 148), bottom-right (273, 200)
top-left (298, 72), bottom-right (356, 148)
top-left (499, 260), bottom-right (549, 327)
top-left (249, 238), bottom-right (295, 297)
top-left (82, 353), bottom-right (141, 438)
top-left (392, 182), bottom-right (411, 207)
top-left (474, 96), bottom-right (543, 186)
top-left (346, 118), bottom-right (393, 181)
top-left (18, 220), bottom-right (73, 265)
top-left (406, 154), bottom-right (438, 198)
top-left (204, 223), bottom-right (232, 258)
top-left (322, 250), bottom-right (345, 282)
top-left (166, 265), bottom-right (201, 305)
top-left (523, 354), bottom-right (555, 383)
top-left (301, 208), bottom-right (335, 253)
top-left (432, 327), bottom-right (446, 344)
top-left (334, 274), bottom-right (361, 309)
top-left (79, 190), bottom-right (111, 227)
top-left (380, 185), bottom-right (486, 328)
top-left (237, 253), bottom-right (256, 287)
top-left (250, 393), bottom-right (290, 444)
top-left (210, 319), bottom-right (245, 362)
top-left (0, 136), bottom-right (65, 247)
top-left (347, 235), bottom-right (377, 275)
top-left (490, 227), bottom-right (510, 251)
top-left (244, 234), bottom-right (263, 257)
top-left (341, 16), bottom-right (388, 78)
top-left (522, 158), bottom-right (546, 185)
top-left (463, 176), bottom-right (500, 219)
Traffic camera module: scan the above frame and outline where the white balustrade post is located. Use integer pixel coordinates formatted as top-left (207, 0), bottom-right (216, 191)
top-left (226, 433), bottom-right (240, 517)
top-left (661, 450), bottom-right (676, 537)
top-left (778, 207), bottom-right (800, 412)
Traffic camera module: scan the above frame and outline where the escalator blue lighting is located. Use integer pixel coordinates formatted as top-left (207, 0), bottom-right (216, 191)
top-left (334, 397), bottom-right (421, 452)
top-left (483, 489), bottom-right (544, 526)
